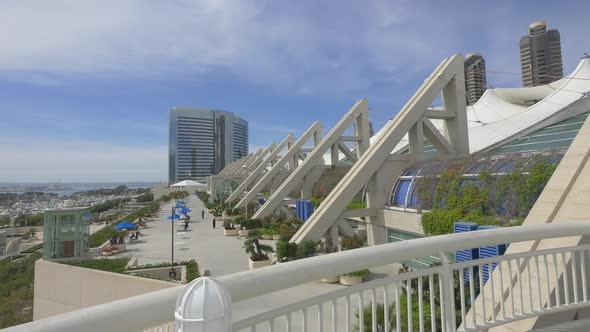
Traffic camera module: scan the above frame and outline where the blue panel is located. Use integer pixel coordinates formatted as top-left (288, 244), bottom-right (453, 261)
top-left (454, 222), bottom-right (479, 284)
top-left (478, 225), bottom-right (508, 284)
top-left (296, 200), bottom-right (314, 221)
top-left (409, 190), bottom-right (418, 207)
top-left (393, 180), bottom-right (412, 206)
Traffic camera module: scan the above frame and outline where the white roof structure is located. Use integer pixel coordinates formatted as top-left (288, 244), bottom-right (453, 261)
top-left (387, 56), bottom-right (590, 155)
top-left (170, 180), bottom-right (207, 189)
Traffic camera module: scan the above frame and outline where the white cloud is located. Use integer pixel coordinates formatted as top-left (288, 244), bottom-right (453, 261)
top-left (0, 0), bottom-right (469, 93)
top-left (2, 0), bottom-right (585, 94)
top-left (0, 138), bottom-right (167, 182)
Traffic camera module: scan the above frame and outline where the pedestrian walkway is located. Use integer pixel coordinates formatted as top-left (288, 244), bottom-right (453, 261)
top-left (117, 193), bottom-right (397, 323)
top-left (122, 194), bottom-right (268, 276)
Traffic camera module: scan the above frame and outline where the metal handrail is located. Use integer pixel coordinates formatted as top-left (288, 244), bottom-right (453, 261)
top-left (4, 223), bottom-right (590, 332)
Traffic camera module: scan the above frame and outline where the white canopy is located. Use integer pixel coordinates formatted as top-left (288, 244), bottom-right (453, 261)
top-left (378, 56), bottom-right (590, 155)
top-left (171, 180), bottom-right (207, 189)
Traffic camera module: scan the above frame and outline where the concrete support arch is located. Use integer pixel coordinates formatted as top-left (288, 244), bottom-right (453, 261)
top-left (291, 54), bottom-right (469, 244)
top-left (253, 99), bottom-right (371, 219)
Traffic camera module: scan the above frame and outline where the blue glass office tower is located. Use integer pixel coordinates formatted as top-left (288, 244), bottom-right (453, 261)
top-left (169, 108), bottom-right (248, 183)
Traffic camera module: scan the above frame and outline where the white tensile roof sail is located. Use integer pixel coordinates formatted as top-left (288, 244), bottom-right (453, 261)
top-left (171, 180), bottom-right (206, 188)
top-left (384, 56), bottom-right (590, 155)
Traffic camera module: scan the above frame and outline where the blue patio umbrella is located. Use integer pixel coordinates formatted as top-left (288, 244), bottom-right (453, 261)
top-left (113, 221), bottom-right (137, 230)
top-left (177, 201), bottom-right (186, 205)
top-left (180, 208), bottom-right (192, 214)
top-left (168, 214), bottom-right (181, 220)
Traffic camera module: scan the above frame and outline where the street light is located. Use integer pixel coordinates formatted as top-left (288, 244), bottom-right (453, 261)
top-left (167, 207), bottom-right (181, 278)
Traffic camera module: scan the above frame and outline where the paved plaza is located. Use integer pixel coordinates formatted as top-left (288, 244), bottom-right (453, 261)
top-left (122, 194), bottom-right (258, 276)
top-left (117, 194), bottom-right (398, 324)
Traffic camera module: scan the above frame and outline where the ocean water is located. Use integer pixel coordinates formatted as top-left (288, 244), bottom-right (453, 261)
top-left (0, 182), bottom-right (155, 197)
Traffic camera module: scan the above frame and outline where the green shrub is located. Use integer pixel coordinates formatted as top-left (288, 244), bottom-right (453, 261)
top-left (310, 197), bottom-right (324, 208)
top-left (260, 228), bottom-right (273, 235)
top-left (244, 230), bottom-right (274, 261)
top-left (346, 197), bottom-right (366, 209)
top-left (420, 208), bottom-right (463, 236)
top-left (21, 244), bottom-right (42, 254)
top-left (276, 240), bottom-right (298, 262)
top-left (340, 234), bottom-right (365, 251)
top-left (0, 253), bottom-right (41, 328)
top-left (298, 240), bottom-right (319, 258)
top-left (345, 269), bottom-right (369, 277)
top-left (240, 219), bottom-right (263, 230)
top-left (354, 295), bottom-right (438, 332)
top-left (223, 220), bottom-right (236, 230)
top-left (66, 258), bottom-right (130, 274)
top-left (184, 260), bottom-right (200, 282)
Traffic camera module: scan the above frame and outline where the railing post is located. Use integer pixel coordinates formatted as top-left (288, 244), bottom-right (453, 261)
top-left (175, 277), bottom-right (232, 332)
top-left (439, 252), bottom-right (456, 332)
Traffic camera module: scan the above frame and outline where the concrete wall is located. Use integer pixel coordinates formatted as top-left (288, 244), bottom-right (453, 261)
top-left (381, 208), bottom-right (424, 235)
top-left (127, 266), bottom-right (186, 282)
top-left (33, 259), bottom-right (178, 320)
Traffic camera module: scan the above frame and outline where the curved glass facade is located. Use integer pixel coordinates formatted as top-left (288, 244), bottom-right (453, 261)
top-left (492, 112), bottom-right (589, 154)
top-left (389, 112), bottom-right (589, 209)
top-left (389, 152), bottom-right (563, 209)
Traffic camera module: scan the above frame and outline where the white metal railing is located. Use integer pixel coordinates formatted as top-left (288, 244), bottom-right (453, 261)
top-left (5, 223), bottom-right (590, 332)
top-left (231, 244), bottom-right (590, 332)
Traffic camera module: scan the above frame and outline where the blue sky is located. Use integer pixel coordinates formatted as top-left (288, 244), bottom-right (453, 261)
top-left (0, 0), bottom-right (588, 183)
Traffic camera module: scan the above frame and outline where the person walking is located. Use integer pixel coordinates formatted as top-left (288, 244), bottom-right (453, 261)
top-left (212, 218), bottom-right (216, 229)
top-left (201, 210), bottom-right (205, 219)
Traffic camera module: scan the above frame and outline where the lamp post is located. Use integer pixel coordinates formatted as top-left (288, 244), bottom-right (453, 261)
top-left (170, 205), bottom-right (175, 278)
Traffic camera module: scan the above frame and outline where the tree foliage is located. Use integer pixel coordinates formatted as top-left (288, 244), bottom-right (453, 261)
top-left (419, 160), bottom-right (555, 235)
top-left (0, 253), bottom-right (41, 328)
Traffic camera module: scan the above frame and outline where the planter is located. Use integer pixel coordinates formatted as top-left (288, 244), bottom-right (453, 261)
top-left (239, 229), bottom-right (250, 237)
top-left (102, 251), bottom-right (113, 257)
top-left (320, 275), bottom-right (340, 283)
top-left (249, 258), bottom-right (272, 270)
top-left (272, 234), bottom-right (281, 240)
top-left (339, 275), bottom-right (364, 286)
top-left (261, 234), bottom-right (273, 240)
top-left (224, 229), bottom-right (239, 236)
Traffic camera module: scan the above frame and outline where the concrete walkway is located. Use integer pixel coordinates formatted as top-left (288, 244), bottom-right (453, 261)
top-left (122, 194), bottom-right (265, 276)
top-left (118, 194), bottom-right (400, 327)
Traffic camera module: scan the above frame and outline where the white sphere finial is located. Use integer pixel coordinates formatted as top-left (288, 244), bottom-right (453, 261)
top-left (175, 277), bottom-right (232, 332)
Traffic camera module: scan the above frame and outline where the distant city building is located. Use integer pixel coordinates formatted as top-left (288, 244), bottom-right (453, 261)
top-left (519, 20), bottom-right (564, 87)
top-left (464, 53), bottom-right (487, 105)
top-left (169, 108), bottom-right (248, 183)
top-left (42, 202), bottom-right (90, 260)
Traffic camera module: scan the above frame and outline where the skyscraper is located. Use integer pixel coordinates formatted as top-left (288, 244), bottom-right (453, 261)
top-left (519, 20), bottom-right (564, 87)
top-left (464, 53), bottom-right (487, 105)
top-left (169, 108), bottom-right (248, 184)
